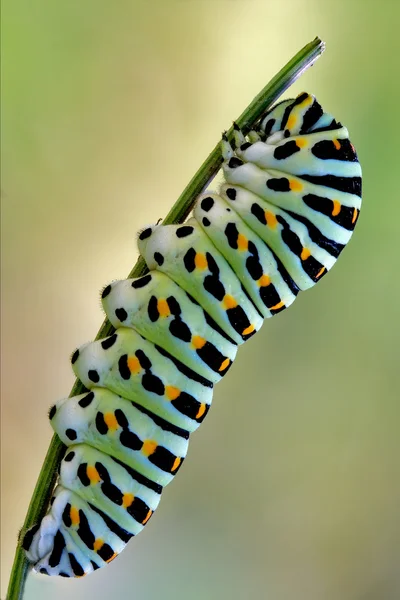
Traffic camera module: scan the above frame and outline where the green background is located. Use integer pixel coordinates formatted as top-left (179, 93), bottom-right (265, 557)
top-left (2, 1), bottom-right (399, 599)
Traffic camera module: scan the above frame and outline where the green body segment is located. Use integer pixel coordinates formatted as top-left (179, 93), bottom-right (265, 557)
top-left (238, 126), bottom-right (357, 177)
top-left (194, 193), bottom-right (297, 317)
top-left (23, 92), bottom-right (362, 578)
top-left (70, 327), bottom-right (213, 432)
top-left (101, 271), bottom-right (238, 383)
top-left (59, 445), bottom-right (161, 534)
top-left (137, 218), bottom-right (264, 344)
top-left (25, 486), bottom-right (127, 577)
top-left (52, 389), bottom-right (189, 487)
top-left (219, 183), bottom-right (334, 290)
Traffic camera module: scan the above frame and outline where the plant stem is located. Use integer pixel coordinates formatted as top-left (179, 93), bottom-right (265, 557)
top-left (6, 36), bottom-right (325, 600)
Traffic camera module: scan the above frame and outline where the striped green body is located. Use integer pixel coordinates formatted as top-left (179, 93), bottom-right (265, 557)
top-left (23, 93), bottom-right (362, 577)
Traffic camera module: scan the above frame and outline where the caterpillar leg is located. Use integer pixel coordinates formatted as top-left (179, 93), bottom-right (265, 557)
top-left (221, 132), bottom-right (234, 161)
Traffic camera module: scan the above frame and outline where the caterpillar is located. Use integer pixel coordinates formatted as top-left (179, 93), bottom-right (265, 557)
top-left (22, 92), bottom-right (362, 578)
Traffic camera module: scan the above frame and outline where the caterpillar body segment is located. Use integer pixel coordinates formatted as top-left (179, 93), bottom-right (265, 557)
top-left (23, 92), bottom-right (362, 577)
top-left (52, 389), bottom-right (189, 486)
top-left (193, 194), bottom-right (297, 317)
top-left (59, 445), bottom-right (161, 534)
top-left (70, 327), bottom-right (213, 432)
top-left (137, 219), bottom-right (264, 344)
top-left (101, 272), bottom-right (238, 383)
top-left (24, 486), bottom-right (127, 577)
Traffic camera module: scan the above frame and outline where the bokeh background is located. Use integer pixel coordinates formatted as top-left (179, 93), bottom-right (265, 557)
top-left (2, 1), bottom-right (399, 599)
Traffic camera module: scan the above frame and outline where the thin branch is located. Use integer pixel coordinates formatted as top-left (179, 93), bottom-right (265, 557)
top-left (6, 36), bottom-right (325, 600)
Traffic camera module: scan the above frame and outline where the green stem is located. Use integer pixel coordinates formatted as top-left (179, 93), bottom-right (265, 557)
top-left (6, 36), bottom-right (324, 600)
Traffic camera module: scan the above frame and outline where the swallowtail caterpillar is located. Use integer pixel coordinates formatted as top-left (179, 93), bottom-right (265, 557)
top-left (22, 92), bottom-right (362, 577)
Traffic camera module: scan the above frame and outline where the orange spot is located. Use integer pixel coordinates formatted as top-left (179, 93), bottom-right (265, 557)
top-left (93, 538), bottom-right (104, 552)
top-left (265, 211), bottom-right (278, 228)
top-left (165, 385), bottom-right (180, 400)
top-left (286, 115), bottom-right (296, 130)
top-left (195, 253), bottom-right (208, 269)
top-left (196, 403), bottom-right (207, 419)
top-left (352, 208), bottom-right (358, 224)
top-left (157, 299), bottom-right (170, 317)
top-left (122, 493), bottom-right (134, 508)
top-left (70, 506), bottom-right (80, 526)
top-left (106, 553), bottom-right (117, 564)
top-left (258, 274), bottom-right (271, 287)
top-left (223, 295), bottom-right (237, 309)
top-left (242, 324), bottom-right (255, 336)
top-left (171, 457), bottom-right (181, 472)
top-left (104, 412), bottom-right (119, 431)
top-left (301, 248), bottom-right (311, 261)
top-left (290, 179), bottom-right (303, 192)
top-left (333, 139), bottom-right (341, 150)
top-left (142, 510), bottom-right (152, 525)
top-left (142, 440), bottom-right (157, 456)
top-left (332, 200), bottom-right (341, 216)
top-left (87, 465), bottom-right (101, 485)
top-left (297, 93), bottom-right (312, 107)
top-left (296, 138), bottom-right (307, 148)
top-left (219, 358), bottom-right (231, 372)
top-left (128, 356), bottom-right (141, 374)
top-left (316, 267), bottom-right (326, 279)
top-left (192, 335), bottom-right (206, 349)
top-left (237, 234), bottom-right (248, 251)
top-left (270, 301), bottom-right (285, 311)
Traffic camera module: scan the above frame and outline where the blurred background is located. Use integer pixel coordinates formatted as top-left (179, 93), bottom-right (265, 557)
top-left (2, 1), bottom-right (399, 599)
